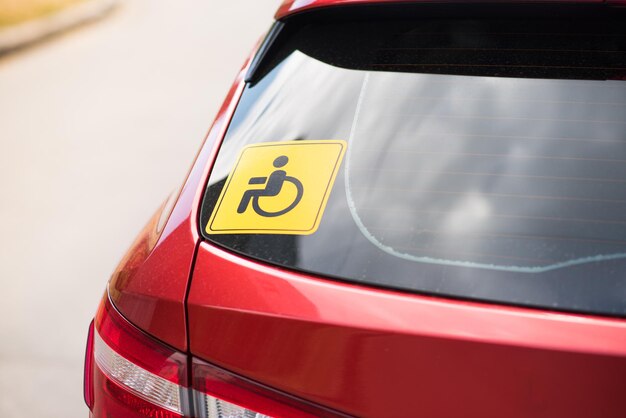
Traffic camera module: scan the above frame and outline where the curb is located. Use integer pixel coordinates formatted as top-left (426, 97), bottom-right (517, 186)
top-left (0, 0), bottom-right (118, 55)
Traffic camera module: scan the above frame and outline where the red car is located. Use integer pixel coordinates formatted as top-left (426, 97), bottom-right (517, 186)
top-left (84, 1), bottom-right (626, 417)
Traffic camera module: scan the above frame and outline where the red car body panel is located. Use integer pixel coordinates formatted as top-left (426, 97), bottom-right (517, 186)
top-left (106, 47), bottom-right (254, 351)
top-left (188, 243), bottom-right (626, 418)
top-left (275, 0), bottom-right (616, 19)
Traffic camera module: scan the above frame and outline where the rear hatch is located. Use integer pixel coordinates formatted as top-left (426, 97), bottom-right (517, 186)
top-left (188, 4), bottom-right (626, 417)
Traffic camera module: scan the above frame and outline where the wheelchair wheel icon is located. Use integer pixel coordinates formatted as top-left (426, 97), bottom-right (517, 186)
top-left (237, 155), bottom-right (304, 218)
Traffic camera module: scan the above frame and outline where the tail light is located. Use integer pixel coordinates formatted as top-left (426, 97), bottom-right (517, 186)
top-left (85, 295), bottom-right (190, 417)
top-left (192, 358), bottom-right (349, 418)
top-left (84, 320), bottom-right (95, 409)
top-left (84, 294), bottom-right (348, 417)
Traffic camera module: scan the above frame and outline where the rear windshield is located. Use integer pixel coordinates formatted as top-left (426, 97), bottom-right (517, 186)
top-left (200, 6), bottom-right (626, 316)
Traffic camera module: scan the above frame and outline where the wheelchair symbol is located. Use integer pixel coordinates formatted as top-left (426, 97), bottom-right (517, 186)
top-left (237, 155), bottom-right (304, 217)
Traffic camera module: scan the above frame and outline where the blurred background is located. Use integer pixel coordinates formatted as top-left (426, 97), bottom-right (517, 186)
top-left (0, 0), bottom-right (281, 416)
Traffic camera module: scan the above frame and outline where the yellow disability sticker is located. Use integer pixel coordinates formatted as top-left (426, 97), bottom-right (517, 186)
top-left (207, 140), bottom-right (347, 235)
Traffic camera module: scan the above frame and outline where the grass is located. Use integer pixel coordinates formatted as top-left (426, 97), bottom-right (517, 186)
top-left (0, 0), bottom-right (86, 28)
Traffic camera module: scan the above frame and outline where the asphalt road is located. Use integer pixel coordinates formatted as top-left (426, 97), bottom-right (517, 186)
top-left (0, 1), bottom-right (281, 416)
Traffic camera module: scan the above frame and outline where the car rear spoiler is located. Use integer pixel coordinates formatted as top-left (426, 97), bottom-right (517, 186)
top-left (276, 0), bottom-right (626, 19)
